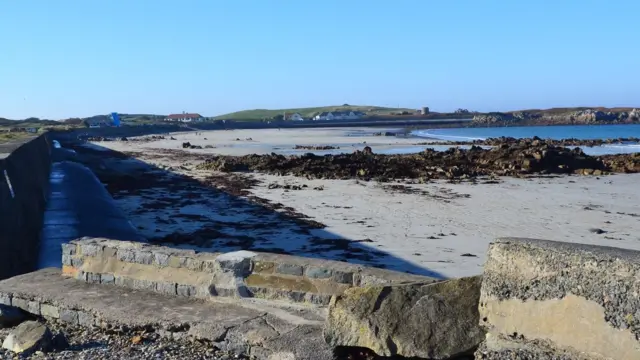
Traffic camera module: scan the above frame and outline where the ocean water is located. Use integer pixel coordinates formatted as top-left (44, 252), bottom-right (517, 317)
top-left (412, 124), bottom-right (640, 155)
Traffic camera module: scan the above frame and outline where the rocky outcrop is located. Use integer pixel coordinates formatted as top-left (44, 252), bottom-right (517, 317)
top-left (472, 108), bottom-right (640, 126)
top-left (195, 139), bottom-right (640, 181)
top-left (324, 276), bottom-right (484, 358)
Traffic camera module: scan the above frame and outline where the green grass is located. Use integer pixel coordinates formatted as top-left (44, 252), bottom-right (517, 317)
top-left (0, 131), bottom-right (36, 144)
top-left (211, 105), bottom-right (417, 121)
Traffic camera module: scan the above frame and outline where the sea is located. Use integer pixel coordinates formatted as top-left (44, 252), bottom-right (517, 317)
top-left (269, 124), bottom-right (640, 156)
top-left (410, 124), bottom-right (640, 156)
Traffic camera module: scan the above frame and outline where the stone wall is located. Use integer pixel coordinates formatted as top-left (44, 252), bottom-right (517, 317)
top-left (61, 238), bottom-right (436, 306)
top-left (476, 237), bottom-right (640, 360)
top-left (0, 134), bottom-right (52, 280)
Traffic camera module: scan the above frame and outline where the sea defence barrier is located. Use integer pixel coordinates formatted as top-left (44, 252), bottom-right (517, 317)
top-left (60, 237), bottom-right (433, 305)
top-left (0, 134), bottom-right (144, 280)
top-left (0, 135), bottom-right (51, 280)
top-left (2, 237), bottom-right (640, 358)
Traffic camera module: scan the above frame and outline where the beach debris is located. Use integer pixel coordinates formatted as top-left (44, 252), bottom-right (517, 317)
top-left (589, 228), bottom-right (607, 234)
top-left (181, 142), bottom-right (203, 149)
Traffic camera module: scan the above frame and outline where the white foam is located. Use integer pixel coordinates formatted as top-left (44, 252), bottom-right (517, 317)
top-left (411, 129), bottom-right (486, 141)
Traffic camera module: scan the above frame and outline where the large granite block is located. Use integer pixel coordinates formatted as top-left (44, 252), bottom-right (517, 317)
top-left (325, 276), bottom-right (484, 359)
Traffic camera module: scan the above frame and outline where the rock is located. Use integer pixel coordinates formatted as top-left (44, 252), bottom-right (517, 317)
top-left (2, 321), bottom-right (53, 354)
top-left (324, 276), bottom-right (484, 359)
top-left (0, 305), bottom-right (26, 329)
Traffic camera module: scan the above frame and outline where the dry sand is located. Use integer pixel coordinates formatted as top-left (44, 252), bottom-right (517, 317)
top-left (107, 128), bottom-right (447, 156)
top-left (91, 128), bottom-right (640, 279)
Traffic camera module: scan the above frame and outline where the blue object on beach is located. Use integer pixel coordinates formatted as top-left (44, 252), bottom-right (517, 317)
top-left (111, 112), bottom-right (121, 127)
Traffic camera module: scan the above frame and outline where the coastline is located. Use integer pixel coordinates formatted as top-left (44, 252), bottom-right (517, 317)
top-left (84, 127), bottom-right (640, 279)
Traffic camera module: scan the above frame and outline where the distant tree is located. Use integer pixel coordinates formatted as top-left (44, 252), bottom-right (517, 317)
top-left (23, 117), bottom-right (40, 122)
top-left (272, 114), bottom-right (284, 121)
top-left (342, 103), bottom-right (350, 106)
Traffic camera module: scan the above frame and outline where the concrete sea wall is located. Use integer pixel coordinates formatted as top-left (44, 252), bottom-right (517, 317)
top-left (476, 237), bottom-right (640, 359)
top-left (61, 237), bottom-right (435, 305)
top-left (0, 135), bottom-right (52, 280)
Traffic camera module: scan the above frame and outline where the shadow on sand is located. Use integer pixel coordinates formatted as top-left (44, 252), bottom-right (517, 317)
top-left (51, 132), bottom-right (446, 280)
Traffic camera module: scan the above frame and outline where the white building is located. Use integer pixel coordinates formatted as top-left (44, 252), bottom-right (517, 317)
top-left (285, 113), bottom-right (305, 121)
top-left (165, 113), bottom-right (204, 123)
top-left (313, 111), bottom-right (365, 121)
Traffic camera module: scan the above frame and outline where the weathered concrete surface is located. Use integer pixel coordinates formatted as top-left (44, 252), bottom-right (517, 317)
top-left (475, 335), bottom-right (589, 360)
top-left (38, 161), bottom-right (144, 269)
top-left (63, 238), bottom-right (436, 306)
top-left (0, 134), bottom-right (51, 280)
top-left (478, 237), bottom-right (640, 360)
top-left (0, 269), bottom-right (333, 360)
top-left (325, 276), bottom-right (484, 359)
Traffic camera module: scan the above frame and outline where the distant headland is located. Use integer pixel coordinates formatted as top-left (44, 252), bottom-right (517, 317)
top-left (1, 105), bottom-right (639, 130)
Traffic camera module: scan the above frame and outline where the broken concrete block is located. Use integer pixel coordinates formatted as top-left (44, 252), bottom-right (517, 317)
top-left (478, 237), bottom-right (640, 360)
top-left (324, 275), bottom-right (484, 359)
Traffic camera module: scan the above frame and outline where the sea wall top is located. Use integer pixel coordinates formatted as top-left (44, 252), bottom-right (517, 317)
top-left (0, 134), bottom-right (52, 279)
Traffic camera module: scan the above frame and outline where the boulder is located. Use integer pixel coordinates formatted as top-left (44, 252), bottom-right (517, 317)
top-left (0, 304), bottom-right (26, 329)
top-left (2, 321), bottom-right (53, 354)
top-left (324, 275), bottom-right (484, 359)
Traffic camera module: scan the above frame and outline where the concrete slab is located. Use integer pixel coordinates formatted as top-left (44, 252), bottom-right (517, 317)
top-left (0, 269), bottom-right (333, 360)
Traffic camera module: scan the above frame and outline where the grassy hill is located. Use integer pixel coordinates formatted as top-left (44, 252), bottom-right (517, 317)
top-left (212, 105), bottom-right (417, 121)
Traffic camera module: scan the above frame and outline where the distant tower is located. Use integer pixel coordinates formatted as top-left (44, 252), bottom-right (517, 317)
top-left (421, 107), bottom-right (430, 115)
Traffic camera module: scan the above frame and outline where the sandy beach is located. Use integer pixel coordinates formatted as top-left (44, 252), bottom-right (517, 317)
top-left (85, 128), bottom-right (640, 279)
top-left (98, 127), bottom-right (450, 156)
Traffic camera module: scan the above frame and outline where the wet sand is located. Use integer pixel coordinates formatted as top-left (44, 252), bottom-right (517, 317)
top-left (89, 128), bottom-right (640, 279)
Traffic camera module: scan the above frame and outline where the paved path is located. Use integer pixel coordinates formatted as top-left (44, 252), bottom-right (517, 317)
top-left (38, 155), bottom-right (145, 268)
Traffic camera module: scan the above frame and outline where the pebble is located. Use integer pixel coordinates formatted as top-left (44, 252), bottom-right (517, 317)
top-left (0, 320), bottom-right (252, 360)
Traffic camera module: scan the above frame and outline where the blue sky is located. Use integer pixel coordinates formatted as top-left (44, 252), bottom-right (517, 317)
top-left (1, 0), bottom-right (639, 119)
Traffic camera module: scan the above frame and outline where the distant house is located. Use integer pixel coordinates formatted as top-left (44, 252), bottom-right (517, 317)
top-left (26, 127), bottom-right (39, 133)
top-left (85, 118), bottom-right (107, 128)
top-left (284, 113), bottom-right (305, 121)
top-left (313, 111), bottom-right (365, 121)
top-left (164, 113), bottom-right (204, 123)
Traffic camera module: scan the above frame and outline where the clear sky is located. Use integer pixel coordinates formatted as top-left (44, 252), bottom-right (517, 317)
top-left (1, 0), bottom-right (639, 119)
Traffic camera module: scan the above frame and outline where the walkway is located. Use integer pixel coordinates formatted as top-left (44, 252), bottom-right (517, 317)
top-left (38, 150), bottom-right (144, 268)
